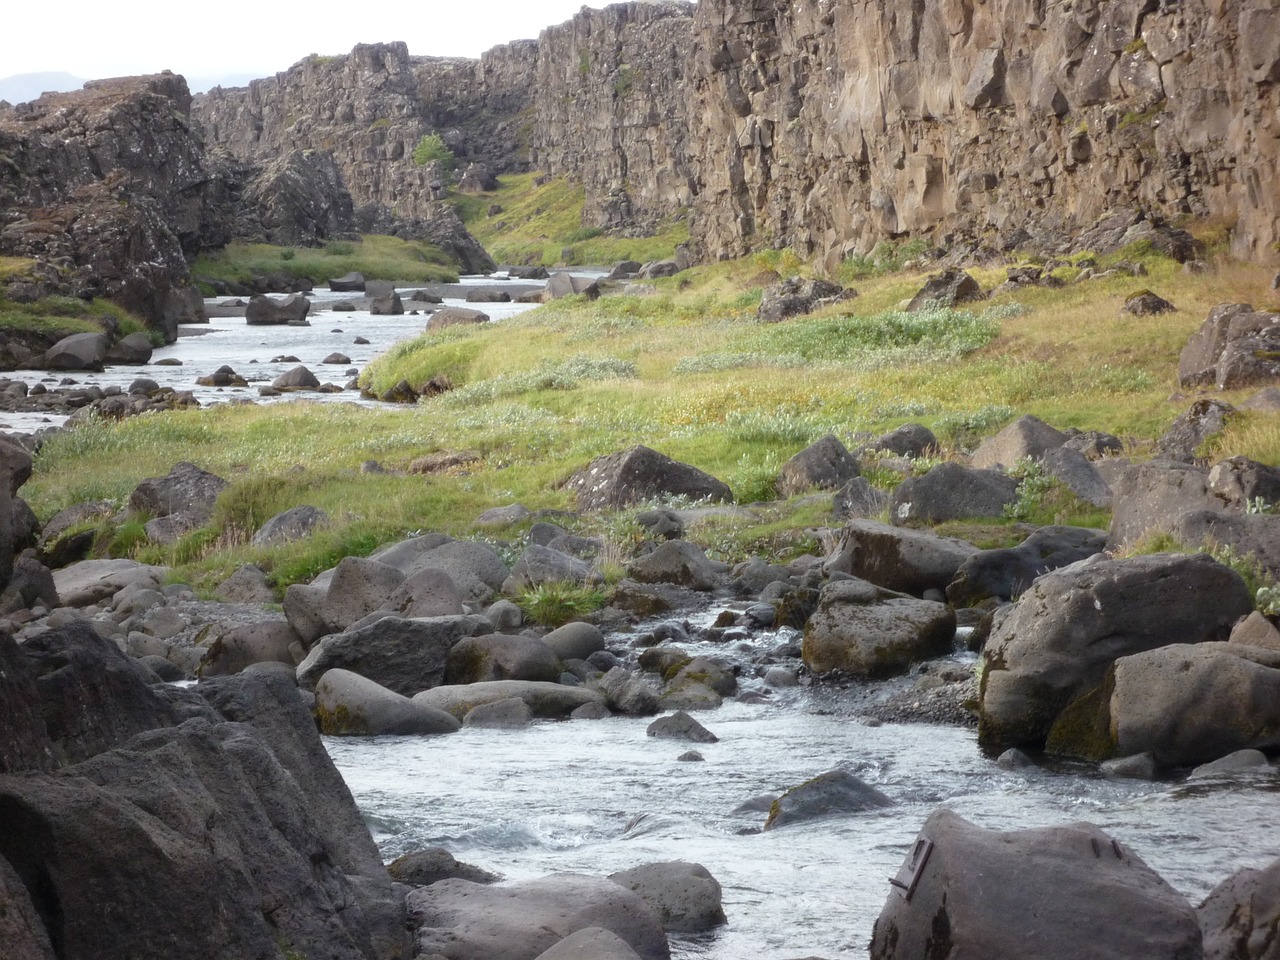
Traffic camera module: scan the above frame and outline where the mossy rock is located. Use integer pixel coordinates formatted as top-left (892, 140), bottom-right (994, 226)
top-left (1044, 672), bottom-right (1118, 761)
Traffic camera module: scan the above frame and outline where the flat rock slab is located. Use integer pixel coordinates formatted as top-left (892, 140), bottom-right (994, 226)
top-left (414, 680), bottom-right (604, 720)
top-left (53, 559), bottom-right (168, 607)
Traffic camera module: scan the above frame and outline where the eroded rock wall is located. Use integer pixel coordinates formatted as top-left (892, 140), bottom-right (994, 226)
top-left (531, 1), bottom-right (696, 232)
top-left (0, 74), bottom-right (227, 334)
top-left (686, 0), bottom-right (1280, 267)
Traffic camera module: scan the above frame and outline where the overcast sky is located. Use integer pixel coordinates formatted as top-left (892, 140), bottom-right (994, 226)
top-left (4, 1), bottom-right (617, 88)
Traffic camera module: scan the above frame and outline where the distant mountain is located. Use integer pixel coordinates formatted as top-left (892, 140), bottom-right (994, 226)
top-left (0, 71), bottom-right (86, 105)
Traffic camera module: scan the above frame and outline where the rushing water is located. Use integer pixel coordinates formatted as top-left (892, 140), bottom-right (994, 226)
top-left (325, 625), bottom-right (1280, 959)
top-left (0, 276), bottom-right (548, 435)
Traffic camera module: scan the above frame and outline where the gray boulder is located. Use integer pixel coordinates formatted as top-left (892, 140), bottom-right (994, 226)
top-left (978, 552), bottom-right (1254, 753)
top-left (764, 768), bottom-right (892, 830)
top-left (315, 668), bottom-right (460, 735)
top-left (43, 332), bottom-right (109, 370)
top-left (388, 847), bottom-right (500, 887)
top-left (869, 809), bottom-right (1201, 960)
top-left (250, 505), bottom-right (327, 545)
top-left (863, 422), bottom-right (938, 459)
top-left (906, 269), bottom-right (984, 311)
top-left (446, 634), bottom-right (562, 684)
top-left (1179, 302), bottom-right (1280, 389)
top-left (946, 525), bottom-right (1108, 606)
top-left (1155, 399), bottom-right (1236, 462)
top-left (757, 276), bottom-right (850, 322)
top-left (833, 476), bottom-right (891, 521)
top-left (1107, 459), bottom-right (1222, 551)
top-left (283, 555), bottom-right (407, 644)
top-left (0, 854), bottom-right (54, 960)
top-left (128, 461), bottom-right (228, 524)
top-left (544, 273), bottom-right (601, 301)
top-left (409, 540), bottom-right (509, 604)
top-left (646, 710), bottom-right (718, 743)
top-left (413, 680), bottom-right (604, 720)
top-left (1040, 446), bottom-right (1113, 507)
top-left (245, 293), bottom-right (309, 325)
top-left (543, 622), bottom-right (605, 661)
top-left (608, 861), bottom-right (726, 933)
top-left (463, 697), bottom-right (534, 728)
top-left (196, 618), bottom-right (300, 676)
top-left (776, 434), bottom-right (861, 496)
top-left (565, 446), bottom-right (733, 512)
top-left (971, 414), bottom-right (1069, 471)
top-left (271, 365), bottom-right (321, 390)
top-left (407, 873), bottom-right (670, 960)
top-left (626, 540), bottom-right (723, 591)
top-left (1208, 456), bottom-right (1280, 510)
top-left (52, 558), bottom-right (167, 608)
top-left (890, 462), bottom-right (1019, 525)
top-left (824, 519), bottom-right (979, 594)
top-left (429, 306), bottom-right (489, 329)
top-left (369, 291), bottom-right (404, 315)
top-left (803, 579), bottom-right (955, 677)
top-left (1199, 856), bottom-right (1280, 960)
top-left (329, 271), bottom-right (365, 292)
top-left (214, 564), bottom-right (276, 604)
top-left (104, 332), bottom-right (154, 364)
top-left (597, 666), bottom-right (660, 716)
top-left (378, 567), bottom-right (466, 620)
top-left (509, 544), bottom-right (597, 588)
top-left (534, 927), bottom-right (642, 960)
top-left (1097, 643), bottom-right (1280, 766)
top-left (296, 614), bottom-right (493, 695)
top-left (1170, 510), bottom-right (1280, 577)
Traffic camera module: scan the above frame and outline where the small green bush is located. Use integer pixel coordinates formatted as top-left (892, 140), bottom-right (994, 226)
top-left (413, 133), bottom-right (456, 171)
top-left (516, 581), bottom-right (608, 627)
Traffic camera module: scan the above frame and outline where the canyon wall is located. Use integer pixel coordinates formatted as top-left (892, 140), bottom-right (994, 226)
top-left (686, 0), bottom-right (1280, 268)
top-left (192, 0), bottom-right (1280, 267)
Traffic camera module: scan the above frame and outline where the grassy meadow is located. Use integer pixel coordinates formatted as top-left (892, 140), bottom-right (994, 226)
top-left (19, 211), bottom-right (1280, 599)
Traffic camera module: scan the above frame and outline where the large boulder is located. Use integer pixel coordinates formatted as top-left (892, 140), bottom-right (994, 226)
top-left (1170, 510), bottom-right (1280, 577)
top-left (978, 553), bottom-right (1254, 753)
top-left (776, 434), bottom-right (861, 496)
top-left (1179, 302), bottom-right (1280, 389)
top-left (408, 540), bottom-right (509, 604)
top-left (0, 438), bottom-right (32, 592)
top-left (445, 634), bottom-right (562, 684)
top-left (104, 332), bottom-right (155, 364)
top-left (1069, 642), bottom-right (1280, 766)
top-left (756, 276), bottom-right (851, 322)
top-left (1199, 856), bottom-right (1280, 960)
top-left (824, 519), bottom-right (979, 595)
top-left (946, 525), bottom-right (1108, 606)
top-left (863, 423), bottom-right (938, 459)
top-left (283, 555), bottom-right (407, 644)
top-left (329, 271), bottom-right (365, 292)
top-left (970, 414), bottom-right (1069, 471)
top-left (296, 614), bottom-right (493, 694)
top-left (250, 505), bottom-right (328, 545)
top-left (906, 269), bottom-right (985, 311)
top-left (803, 579), bottom-right (955, 677)
top-left (413, 680), bottom-right (604, 720)
top-left (429, 306), bottom-right (489, 329)
top-left (245, 293), bottom-right (310, 325)
top-left (43, 332), bottom-right (110, 371)
top-left (271, 365), bottom-right (321, 390)
top-left (869, 809), bottom-right (1202, 960)
top-left (315, 668), bottom-right (461, 735)
top-left (1155, 399), bottom-right (1236, 462)
top-left (889, 462), bottom-right (1019, 525)
top-left (127, 461), bottom-right (228, 524)
top-left (1040, 446), bottom-right (1114, 508)
top-left (564, 446), bottom-right (733, 512)
top-left (763, 768), bottom-right (892, 830)
top-left (1107, 459), bottom-right (1223, 551)
top-left (626, 540), bottom-right (723, 591)
top-left (543, 273), bottom-right (601, 301)
top-left (407, 873), bottom-right (671, 960)
top-left (52, 558), bottom-right (167, 608)
top-left (608, 862), bottom-right (726, 933)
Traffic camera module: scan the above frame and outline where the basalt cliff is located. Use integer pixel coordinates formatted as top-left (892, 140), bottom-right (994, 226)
top-left (192, 0), bottom-right (1280, 269)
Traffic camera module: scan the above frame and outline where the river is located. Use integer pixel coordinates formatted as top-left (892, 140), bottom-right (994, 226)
top-left (325, 618), bottom-right (1280, 959)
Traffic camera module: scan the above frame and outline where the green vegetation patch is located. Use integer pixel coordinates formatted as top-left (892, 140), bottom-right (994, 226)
top-left (190, 234), bottom-right (459, 294)
top-left (450, 172), bottom-right (689, 266)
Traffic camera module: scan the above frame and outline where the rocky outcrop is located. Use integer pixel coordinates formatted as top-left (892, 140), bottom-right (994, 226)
top-left (0, 75), bottom-right (226, 337)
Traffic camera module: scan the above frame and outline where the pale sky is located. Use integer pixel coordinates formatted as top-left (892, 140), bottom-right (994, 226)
top-left (4, 1), bottom-right (618, 89)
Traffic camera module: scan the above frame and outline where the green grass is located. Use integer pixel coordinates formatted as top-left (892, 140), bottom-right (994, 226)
top-left (0, 293), bottom-right (151, 340)
top-left (22, 235), bottom-right (1280, 594)
top-left (189, 234), bottom-right (460, 294)
top-left (451, 172), bottom-right (688, 266)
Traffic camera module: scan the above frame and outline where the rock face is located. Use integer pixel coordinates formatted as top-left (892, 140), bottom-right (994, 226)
top-left (0, 623), bottom-right (410, 960)
top-left (0, 75), bottom-right (222, 338)
top-left (564, 446), bottom-right (733, 511)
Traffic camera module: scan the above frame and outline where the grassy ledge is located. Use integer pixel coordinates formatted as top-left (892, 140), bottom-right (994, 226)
top-left (451, 172), bottom-right (689, 266)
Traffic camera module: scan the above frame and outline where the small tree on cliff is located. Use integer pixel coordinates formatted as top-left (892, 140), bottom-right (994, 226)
top-left (413, 133), bottom-right (455, 172)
